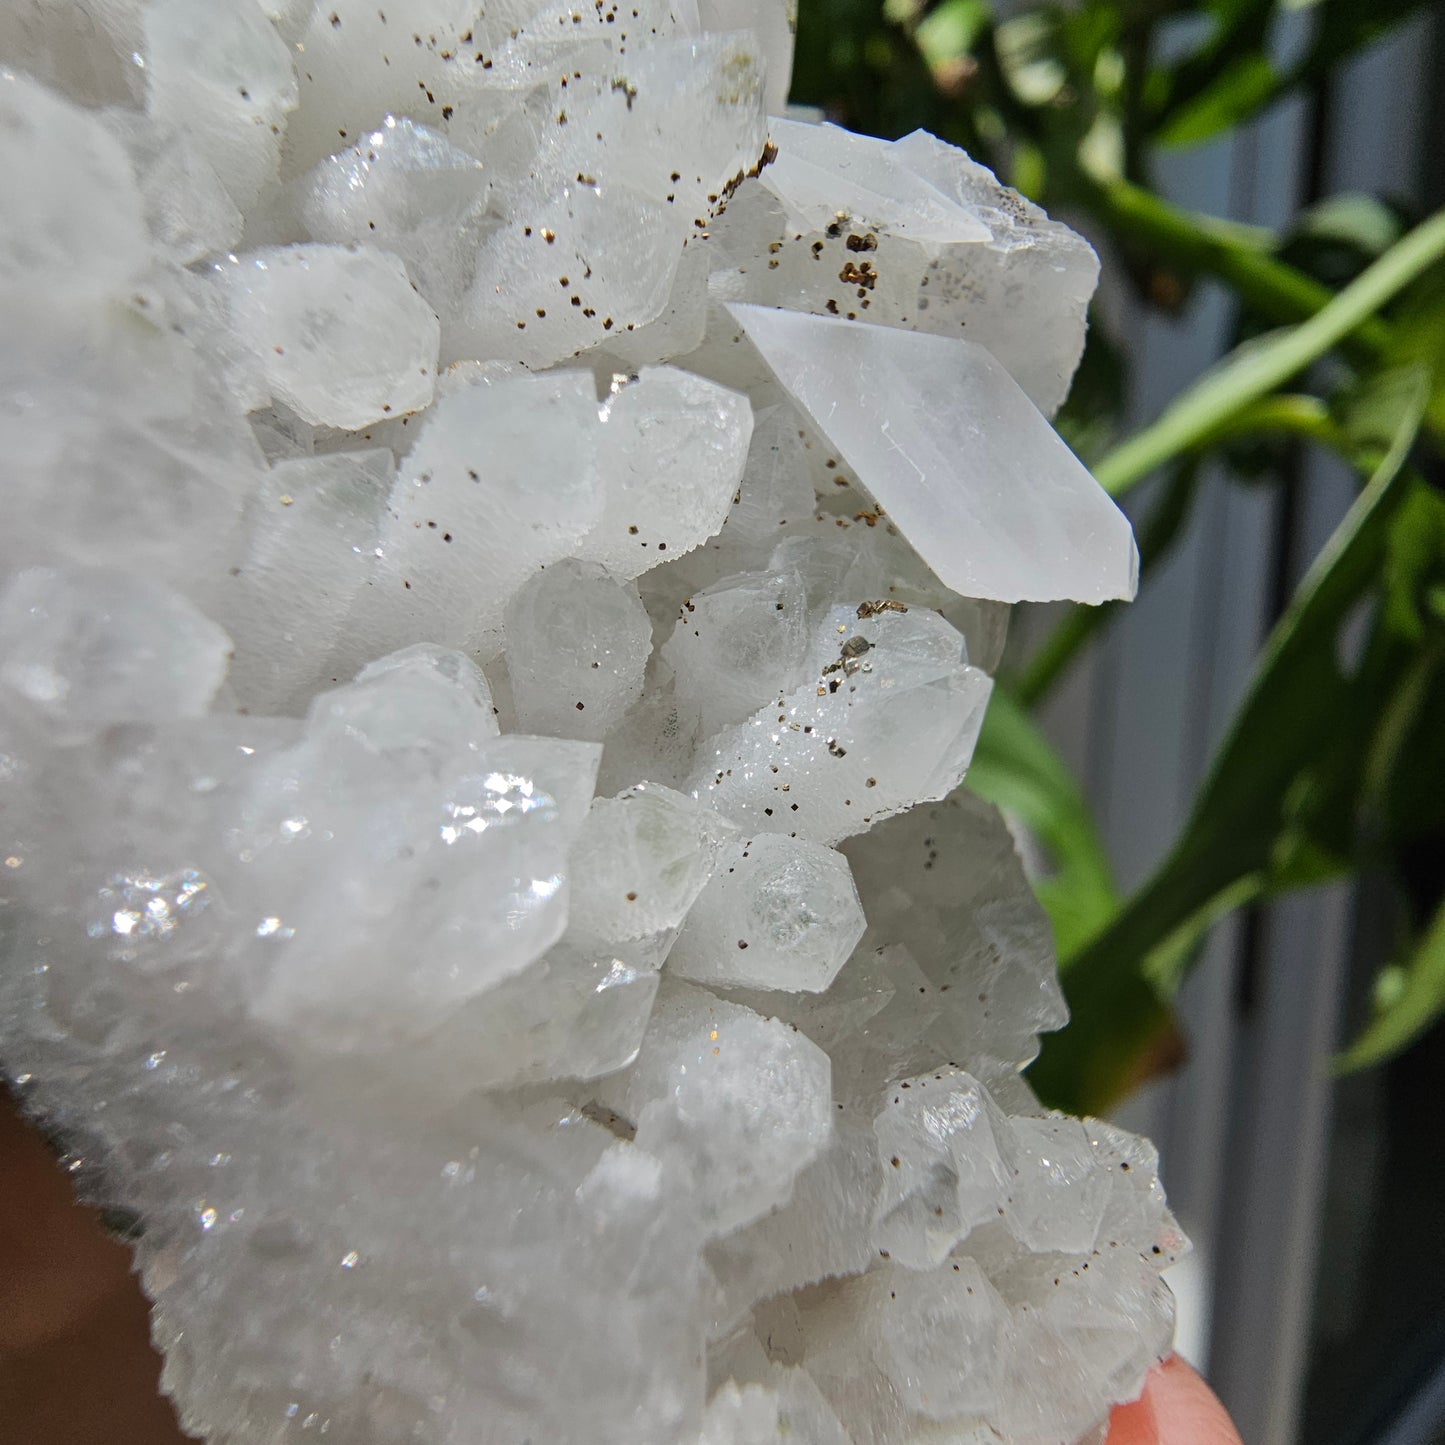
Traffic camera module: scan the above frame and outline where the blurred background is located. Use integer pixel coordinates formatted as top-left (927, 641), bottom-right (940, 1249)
top-left (785, 0), bottom-right (1445, 1440)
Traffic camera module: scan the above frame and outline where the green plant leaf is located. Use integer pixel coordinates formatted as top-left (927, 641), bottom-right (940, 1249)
top-left (1095, 209), bottom-right (1445, 498)
top-left (966, 687), bottom-right (1120, 962)
top-left (1156, 51), bottom-right (1278, 148)
top-left (1381, 483), bottom-right (1445, 642)
top-left (1390, 260), bottom-right (1445, 439)
top-left (1279, 194), bottom-right (1405, 282)
top-left (1028, 367), bottom-right (1430, 1115)
top-left (914, 0), bottom-right (988, 73)
top-left (1147, 0), bottom-right (1436, 147)
top-left (1338, 894), bottom-right (1445, 1072)
top-left (1090, 180), bottom-right (1394, 361)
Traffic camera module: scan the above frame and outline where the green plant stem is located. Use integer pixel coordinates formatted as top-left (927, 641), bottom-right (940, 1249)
top-left (1336, 890), bottom-right (1445, 1073)
top-left (1029, 374), bottom-right (1429, 1115)
top-left (1093, 178), bottom-right (1394, 357)
top-left (1092, 207), bottom-right (1445, 499)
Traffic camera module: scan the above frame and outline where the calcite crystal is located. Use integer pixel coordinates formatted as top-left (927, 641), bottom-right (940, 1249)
top-left (0, 5), bottom-right (1178, 1443)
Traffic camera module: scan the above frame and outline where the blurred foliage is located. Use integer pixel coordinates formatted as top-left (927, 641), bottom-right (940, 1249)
top-left (790, 0), bottom-right (1445, 1114)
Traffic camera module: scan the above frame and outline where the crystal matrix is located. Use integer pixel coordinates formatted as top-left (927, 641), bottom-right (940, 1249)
top-left (0, 8), bottom-right (1179, 1445)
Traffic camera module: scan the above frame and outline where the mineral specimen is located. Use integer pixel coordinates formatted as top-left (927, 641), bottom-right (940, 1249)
top-left (0, 5), bottom-right (1182, 1443)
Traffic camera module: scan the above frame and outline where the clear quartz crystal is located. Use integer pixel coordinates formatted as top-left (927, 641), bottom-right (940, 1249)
top-left (0, 6), bottom-right (1183, 1443)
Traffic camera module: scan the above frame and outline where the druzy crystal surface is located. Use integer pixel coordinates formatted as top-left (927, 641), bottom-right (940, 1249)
top-left (0, 6), bottom-right (1181, 1443)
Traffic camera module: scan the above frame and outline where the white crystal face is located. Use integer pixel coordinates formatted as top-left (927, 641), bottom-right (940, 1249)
top-left (593, 978), bottom-right (835, 1237)
top-left (0, 69), bottom-right (151, 299)
top-left (0, 565), bottom-right (232, 732)
top-left (299, 114), bottom-right (494, 317)
top-left (0, 8), bottom-right (1180, 1444)
top-left (211, 245), bottom-right (441, 429)
top-left (667, 833), bottom-right (865, 991)
top-left (663, 565), bottom-right (813, 733)
top-left (727, 302), bottom-right (1139, 604)
top-left (143, 0), bottom-right (298, 211)
top-left (577, 367), bottom-right (756, 578)
top-left (688, 603), bottom-right (994, 843)
top-left (505, 559), bottom-right (653, 741)
top-left (708, 119), bottom-right (1101, 418)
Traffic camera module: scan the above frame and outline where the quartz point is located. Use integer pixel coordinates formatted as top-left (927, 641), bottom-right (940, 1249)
top-left (726, 302), bottom-right (1139, 604)
top-left (0, 6), bottom-right (1184, 1442)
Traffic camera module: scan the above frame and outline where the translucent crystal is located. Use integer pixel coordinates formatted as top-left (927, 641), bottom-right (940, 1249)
top-left (108, 111), bottom-right (244, 265)
top-left (0, 17), bottom-right (1179, 1442)
top-left (727, 303), bottom-right (1138, 604)
top-left (370, 931), bottom-right (670, 1098)
top-left (0, 1), bottom-right (146, 108)
top-left (667, 833), bottom-right (865, 991)
top-left (760, 118), bottom-right (993, 245)
top-left (875, 1258), bottom-right (1009, 1420)
top-left (841, 788), bottom-right (1069, 1071)
top-left (1006, 1114), bottom-right (1113, 1255)
top-left (699, 1367), bottom-right (850, 1445)
top-left (709, 120), bottom-right (1100, 417)
top-left (577, 368), bottom-right (755, 578)
top-left (457, 182), bottom-right (683, 366)
top-left (454, 33), bottom-right (768, 368)
top-left (707, 1117), bottom-right (881, 1325)
top-left (688, 604), bottom-right (993, 843)
top-left (871, 1068), bottom-right (1016, 1270)
top-left (238, 715), bottom-right (600, 1051)
top-left (219, 448), bottom-right (394, 715)
top-left (0, 70), bottom-right (150, 300)
top-left (0, 566), bottom-right (231, 732)
top-left (662, 565), bottom-right (813, 734)
top-left (142, 0), bottom-right (298, 211)
top-left (568, 782), bottom-right (729, 940)
top-left (298, 115), bottom-right (493, 316)
top-left (505, 559), bottom-right (653, 742)
top-left (594, 979), bottom-right (834, 1237)
top-left (212, 246), bottom-right (441, 429)
top-left (356, 371), bottom-right (606, 655)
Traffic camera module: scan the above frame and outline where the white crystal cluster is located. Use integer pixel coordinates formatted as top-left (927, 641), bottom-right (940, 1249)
top-left (0, 3), bottom-right (1173, 1442)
